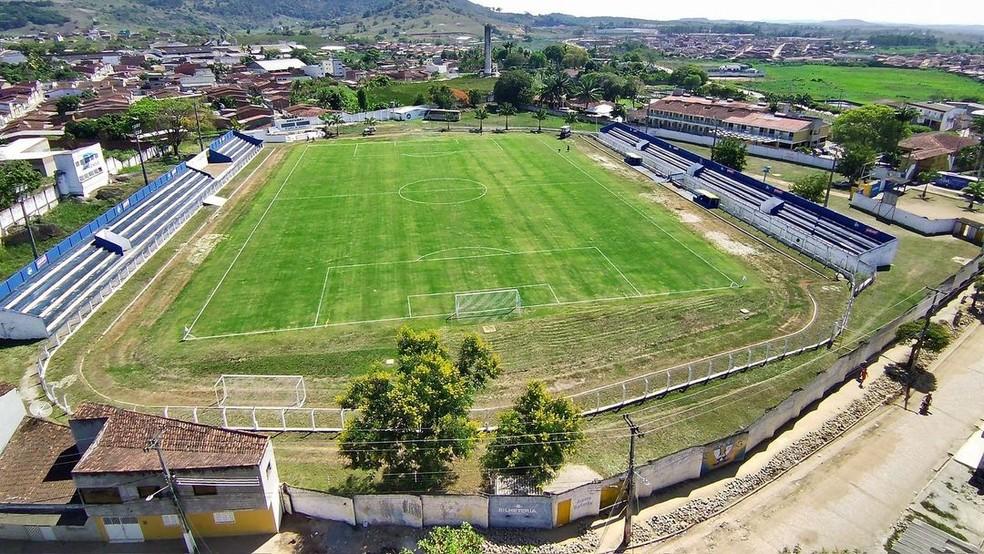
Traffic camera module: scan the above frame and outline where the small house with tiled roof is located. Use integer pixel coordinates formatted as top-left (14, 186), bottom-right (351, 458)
top-left (69, 403), bottom-right (281, 542)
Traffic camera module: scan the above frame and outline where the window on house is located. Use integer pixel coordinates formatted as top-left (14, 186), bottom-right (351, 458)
top-left (162, 514), bottom-right (180, 527)
top-left (192, 485), bottom-right (217, 496)
top-left (80, 487), bottom-right (122, 504)
top-left (213, 511), bottom-right (235, 524)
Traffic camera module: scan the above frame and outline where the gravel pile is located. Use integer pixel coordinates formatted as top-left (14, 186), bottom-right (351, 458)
top-left (482, 521), bottom-right (600, 553)
top-left (640, 375), bottom-right (904, 542)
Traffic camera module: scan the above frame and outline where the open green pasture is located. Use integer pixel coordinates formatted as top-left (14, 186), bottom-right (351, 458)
top-left (179, 133), bottom-right (748, 339)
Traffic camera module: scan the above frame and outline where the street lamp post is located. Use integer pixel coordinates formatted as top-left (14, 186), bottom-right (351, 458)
top-left (133, 121), bottom-right (149, 188)
top-left (18, 192), bottom-right (38, 260)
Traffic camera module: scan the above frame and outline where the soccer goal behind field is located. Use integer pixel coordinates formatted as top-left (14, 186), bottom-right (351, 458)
top-left (215, 375), bottom-right (306, 408)
top-left (454, 288), bottom-right (522, 319)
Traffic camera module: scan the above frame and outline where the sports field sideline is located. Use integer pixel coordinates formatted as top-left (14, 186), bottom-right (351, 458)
top-left (177, 133), bottom-right (752, 339)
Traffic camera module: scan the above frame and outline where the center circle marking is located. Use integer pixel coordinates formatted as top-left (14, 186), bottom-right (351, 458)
top-left (398, 178), bottom-right (488, 205)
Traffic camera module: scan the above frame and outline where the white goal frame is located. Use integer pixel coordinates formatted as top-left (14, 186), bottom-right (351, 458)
top-left (214, 374), bottom-right (307, 408)
top-left (454, 288), bottom-right (522, 319)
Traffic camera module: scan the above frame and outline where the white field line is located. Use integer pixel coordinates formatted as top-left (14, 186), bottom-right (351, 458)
top-left (101, 148), bottom-right (276, 337)
top-left (592, 246), bottom-right (642, 297)
top-left (186, 284), bottom-right (741, 341)
top-left (407, 296), bottom-right (413, 318)
top-left (416, 246), bottom-right (515, 260)
top-left (314, 267), bottom-right (332, 325)
top-left (491, 138), bottom-right (506, 152)
top-left (538, 136), bottom-right (738, 288)
top-left (326, 246), bottom-right (597, 271)
top-left (352, 143), bottom-right (359, 158)
top-left (185, 146), bottom-right (309, 337)
top-left (276, 181), bottom-right (587, 202)
top-left (546, 283), bottom-right (561, 304)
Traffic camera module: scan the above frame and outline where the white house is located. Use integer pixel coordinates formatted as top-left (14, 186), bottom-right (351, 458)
top-left (906, 101), bottom-right (965, 131)
top-left (301, 59), bottom-right (346, 79)
top-left (54, 144), bottom-right (110, 197)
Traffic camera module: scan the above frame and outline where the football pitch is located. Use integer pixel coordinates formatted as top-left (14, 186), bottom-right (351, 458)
top-left (181, 133), bottom-right (751, 339)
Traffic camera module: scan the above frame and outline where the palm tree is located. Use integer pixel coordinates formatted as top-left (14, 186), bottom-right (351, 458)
top-left (320, 113), bottom-right (343, 138)
top-left (564, 111), bottom-right (578, 129)
top-left (542, 72), bottom-right (572, 109)
top-left (965, 180), bottom-right (984, 211)
top-left (573, 76), bottom-right (601, 109)
top-left (474, 107), bottom-right (488, 133)
top-left (895, 105), bottom-right (918, 124)
top-left (499, 102), bottom-right (516, 131)
top-left (533, 108), bottom-right (548, 132)
top-left (365, 116), bottom-right (377, 128)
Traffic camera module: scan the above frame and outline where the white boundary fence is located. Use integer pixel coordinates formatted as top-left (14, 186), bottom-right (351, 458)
top-left (0, 185), bottom-right (59, 234)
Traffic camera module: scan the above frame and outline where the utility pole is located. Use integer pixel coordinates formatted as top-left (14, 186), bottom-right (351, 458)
top-left (622, 414), bottom-right (643, 547)
top-left (193, 100), bottom-right (205, 151)
top-left (133, 121), bottom-right (150, 188)
top-left (145, 431), bottom-right (199, 554)
top-left (904, 286), bottom-right (942, 410)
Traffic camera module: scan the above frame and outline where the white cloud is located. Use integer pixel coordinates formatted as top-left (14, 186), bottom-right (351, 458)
top-left (471, 0), bottom-right (983, 26)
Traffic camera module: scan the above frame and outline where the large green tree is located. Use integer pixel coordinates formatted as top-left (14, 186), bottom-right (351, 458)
top-left (0, 160), bottom-right (44, 210)
top-left (129, 97), bottom-right (213, 156)
top-left (492, 70), bottom-right (533, 106)
top-left (831, 104), bottom-right (910, 155)
top-left (337, 327), bottom-right (499, 485)
top-left (837, 145), bottom-right (878, 184)
top-left (712, 137), bottom-right (748, 171)
top-left (429, 84), bottom-right (455, 110)
top-left (481, 381), bottom-right (583, 488)
top-left (791, 173), bottom-right (829, 203)
top-left (669, 64), bottom-right (709, 91)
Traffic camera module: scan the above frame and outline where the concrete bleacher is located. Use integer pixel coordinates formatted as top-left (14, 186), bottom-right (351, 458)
top-left (0, 131), bottom-right (263, 340)
top-left (599, 123), bottom-right (898, 275)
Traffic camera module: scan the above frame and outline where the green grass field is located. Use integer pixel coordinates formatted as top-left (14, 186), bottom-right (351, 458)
top-left (180, 134), bottom-right (747, 339)
top-left (743, 64), bottom-right (984, 103)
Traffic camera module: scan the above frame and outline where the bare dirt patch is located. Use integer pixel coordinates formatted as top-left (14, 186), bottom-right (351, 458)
top-left (186, 234), bottom-right (227, 265)
top-left (704, 231), bottom-right (759, 258)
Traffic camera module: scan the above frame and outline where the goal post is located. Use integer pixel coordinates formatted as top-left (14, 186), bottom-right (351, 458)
top-left (215, 375), bottom-right (306, 408)
top-left (454, 288), bottom-right (522, 319)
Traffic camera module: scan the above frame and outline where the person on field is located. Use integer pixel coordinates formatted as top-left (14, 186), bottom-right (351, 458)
top-left (919, 393), bottom-right (933, 415)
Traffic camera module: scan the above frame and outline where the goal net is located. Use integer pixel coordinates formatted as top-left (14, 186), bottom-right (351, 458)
top-left (454, 288), bottom-right (522, 319)
top-left (214, 375), bottom-right (306, 408)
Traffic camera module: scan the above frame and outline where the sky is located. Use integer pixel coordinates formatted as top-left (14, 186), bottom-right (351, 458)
top-left (470, 0), bottom-right (984, 27)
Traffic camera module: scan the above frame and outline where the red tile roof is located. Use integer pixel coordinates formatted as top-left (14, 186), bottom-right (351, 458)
top-left (900, 132), bottom-right (978, 160)
top-left (71, 403), bottom-right (268, 474)
top-left (0, 418), bottom-right (79, 504)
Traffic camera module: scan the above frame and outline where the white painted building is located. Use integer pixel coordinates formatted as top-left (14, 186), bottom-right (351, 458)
top-left (54, 144), bottom-right (110, 197)
top-left (302, 59), bottom-right (347, 79)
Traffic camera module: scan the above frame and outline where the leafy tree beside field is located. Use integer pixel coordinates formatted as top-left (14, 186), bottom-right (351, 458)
top-left (0, 161), bottom-right (44, 210)
top-left (337, 327), bottom-right (500, 486)
top-left (712, 137), bottom-right (748, 171)
top-left (482, 381), bottom-right (583, 488)
top-left (791, 174), bottom-right (829, 203)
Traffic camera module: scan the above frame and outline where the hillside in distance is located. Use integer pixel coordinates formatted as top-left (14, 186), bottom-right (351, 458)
top-left (2, 0), bottom-right (526, 36)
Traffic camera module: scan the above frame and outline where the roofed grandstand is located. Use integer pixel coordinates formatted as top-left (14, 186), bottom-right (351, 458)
top-left (598, 123), bottom-right (898, 276)
top-left (0, 131), bottom-right (263, 340)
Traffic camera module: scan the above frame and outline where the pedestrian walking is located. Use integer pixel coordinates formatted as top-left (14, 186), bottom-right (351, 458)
top-left (567, 144), bottom-right (571, 152)
top-left (857, 365), bottom-right (868, 389)
top-left (919, 393), bottom-right (933, 415)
